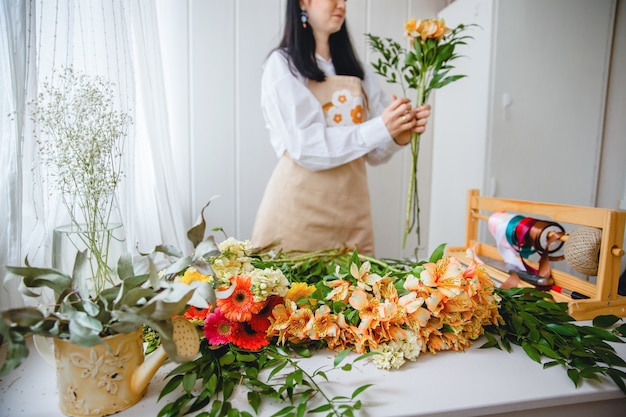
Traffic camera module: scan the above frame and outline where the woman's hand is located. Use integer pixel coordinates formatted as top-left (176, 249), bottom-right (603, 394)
top-left (381, 95), bottom-right (431, 145)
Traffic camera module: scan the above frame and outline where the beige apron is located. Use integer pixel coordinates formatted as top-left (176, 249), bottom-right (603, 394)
top-left (251, 75), bottom-right (374, 255)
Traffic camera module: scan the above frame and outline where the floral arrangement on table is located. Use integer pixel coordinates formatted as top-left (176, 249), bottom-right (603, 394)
top-left (148, 208), bottom-right (626, 417)
top-left (366, 18), bottom-right (476, 250)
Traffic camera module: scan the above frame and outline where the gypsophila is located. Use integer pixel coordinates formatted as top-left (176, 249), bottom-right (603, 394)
top-left (33, 67), bottom-right (131, 200)
top-left (30, 67), bottom-right (133, 294)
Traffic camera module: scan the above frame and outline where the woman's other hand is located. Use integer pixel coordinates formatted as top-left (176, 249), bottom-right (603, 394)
top-left (413, 104), bottom-right (431, 135)
top-left (382, 96), bottom-right (431, 145)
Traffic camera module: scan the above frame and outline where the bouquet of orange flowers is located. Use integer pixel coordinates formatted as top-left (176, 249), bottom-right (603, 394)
top-left (367, 18), bottom-right (476, 250)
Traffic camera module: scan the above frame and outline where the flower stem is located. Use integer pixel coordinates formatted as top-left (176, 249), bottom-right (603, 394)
top-left (402, 77), bottom-right (427, 250)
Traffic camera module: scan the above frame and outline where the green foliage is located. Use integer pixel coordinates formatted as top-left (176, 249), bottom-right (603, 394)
top-left (0, 250), bottom-right (196, 376)
top-left (482, 287), bottom-right (626, 394)
top-left (157, 341), bottom-right (373, 417)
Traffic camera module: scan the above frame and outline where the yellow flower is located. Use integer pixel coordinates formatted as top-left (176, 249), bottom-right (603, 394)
top-left (180, 267), bottom-right (212, 285)
top-left (285, 282), bottom-right (316, 303)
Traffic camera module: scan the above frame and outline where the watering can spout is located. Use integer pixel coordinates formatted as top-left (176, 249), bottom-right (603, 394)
top-left (131, 317), bottom-right (200, 395)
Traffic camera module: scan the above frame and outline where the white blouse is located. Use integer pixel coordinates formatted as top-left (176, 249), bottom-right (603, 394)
top-left (260, 49), bottom-right (403, 172)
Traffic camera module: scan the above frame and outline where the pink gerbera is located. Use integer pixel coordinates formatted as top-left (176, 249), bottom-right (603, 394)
top-left (227, 321), bottom-right (270, 351)
top-left (203, 308), bottom-right (233, 345)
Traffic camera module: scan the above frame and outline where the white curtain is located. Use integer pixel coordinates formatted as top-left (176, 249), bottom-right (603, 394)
top-left (0, 0), bottom-right (189, 309)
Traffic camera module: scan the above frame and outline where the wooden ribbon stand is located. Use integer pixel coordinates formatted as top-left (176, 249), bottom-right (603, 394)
top-left (447, 189), bottom-right (626, 320)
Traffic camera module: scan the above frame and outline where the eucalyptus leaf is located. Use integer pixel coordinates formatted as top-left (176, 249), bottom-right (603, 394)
top-left (116, 252), bottom-right (135, 280)
top-left (187, 200), bottom-right (212, 248)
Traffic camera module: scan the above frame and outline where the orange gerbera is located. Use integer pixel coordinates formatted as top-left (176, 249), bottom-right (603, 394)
top-left (217, 275), bottom-right (265, 322)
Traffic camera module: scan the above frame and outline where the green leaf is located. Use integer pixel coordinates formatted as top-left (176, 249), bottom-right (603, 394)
top-left (546, 323), bottom-right (579, 337)
top-left (428, 243), bottom-right (447, 263)
top-left (543, 360), bottom-right (561, 369)
top-left (267, 360), bottom-right (288, 381)
top-left (248, 391), bottom-right (261, 413)
top-left (592, 315), bottom-right (621, 328)
top-left (183, 372), bottom-right (197, 393)
top-left (567, 368), bottom-right (581, 387)
top-left (117, 252), bottom-right (135, 280)
top-left (534, 343), bottom-right (561, 360)
top-left (309, 404), bottom-right (333, 413)
top-left (522, 341), bottom-right (542, 363)
top-left (333, 348), bottom-right (352, 367)
top-left (158, 374), bottom-right (184, 400)
top-left (606, 368), bottom-right (626, 396)
top-left (1, 308), bottom-right (44, 327)
top-left (351, 383), bottom-right (374, 399)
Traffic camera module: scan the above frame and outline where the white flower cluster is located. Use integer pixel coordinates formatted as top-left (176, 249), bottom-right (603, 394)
top-left (211, 237), bottom-right (255, 284)
top-left (33, 67), bottom-right (132, 200)
top-left (372, 330), bottom-right (422, 370)
top-left (250, 268), bottom-right (290, 302)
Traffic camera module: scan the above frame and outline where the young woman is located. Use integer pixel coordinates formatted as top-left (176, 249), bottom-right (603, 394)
top-left (251, 0), bottom-right (431, 255)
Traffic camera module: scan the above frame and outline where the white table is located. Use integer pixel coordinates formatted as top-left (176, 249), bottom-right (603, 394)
top-left (1, 333), bottom-right (625, 417)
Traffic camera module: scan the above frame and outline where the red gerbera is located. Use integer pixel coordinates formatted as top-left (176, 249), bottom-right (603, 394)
top-left (184, 305), bottom-right (210, 326)
top-left (227, 321), bottom-right (270, 351)
top-left (249, 295), bottom-right (284, 332)
top-left (217, 275), bottom-right (265, 322)
top-left (203, 308), bottom-right (233, 345)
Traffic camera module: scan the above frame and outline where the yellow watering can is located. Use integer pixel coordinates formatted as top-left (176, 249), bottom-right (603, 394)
top-left (35, 317), bottom-right (200, 417)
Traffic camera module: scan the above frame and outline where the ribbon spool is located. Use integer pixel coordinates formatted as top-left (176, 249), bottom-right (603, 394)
top-left (563, 227), bottom-right (603, 276)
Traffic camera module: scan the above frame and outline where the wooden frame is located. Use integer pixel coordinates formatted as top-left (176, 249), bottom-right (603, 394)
top-left (447, 189), bottom-right (626, 320)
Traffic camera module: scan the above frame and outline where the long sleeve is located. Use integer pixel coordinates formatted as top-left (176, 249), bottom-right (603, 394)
top-left (260, 50), bottom-right (402, 172)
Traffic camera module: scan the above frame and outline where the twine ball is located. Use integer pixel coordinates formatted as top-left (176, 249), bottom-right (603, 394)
top-left (563, 227), bottom-right (602, 276)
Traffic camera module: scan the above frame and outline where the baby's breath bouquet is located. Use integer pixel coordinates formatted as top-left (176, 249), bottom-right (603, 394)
top-left (32, 67), bottom-right (132, 293)
top-left (367, 18), bottom-right (475, 250)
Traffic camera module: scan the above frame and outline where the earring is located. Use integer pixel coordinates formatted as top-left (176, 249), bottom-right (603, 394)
top-left (300, 7), bottom-right (308, 29)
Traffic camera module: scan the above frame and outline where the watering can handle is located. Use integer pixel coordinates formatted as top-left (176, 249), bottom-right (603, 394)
top-left (131, 345), bottom-right (168, 394)
top-left (33, 335), bottom-right (56, 368)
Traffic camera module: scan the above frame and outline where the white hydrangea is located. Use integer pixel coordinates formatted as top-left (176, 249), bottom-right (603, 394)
top-left (250, 267), bottom-right (290, 302)
top-left (372, 342), bottom-right (406, 370)
top-left (399, 330), bottom-right (422, 361)
top-left (211, 238), bottom-right (254, 281)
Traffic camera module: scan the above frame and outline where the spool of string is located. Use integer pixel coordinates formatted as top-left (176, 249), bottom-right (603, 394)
top-left (488, 212), bottom-right (565, 280)
top-left (489, 212), bottom-right (605, 278)
top-left (563, 227), bottom-right (602, 276)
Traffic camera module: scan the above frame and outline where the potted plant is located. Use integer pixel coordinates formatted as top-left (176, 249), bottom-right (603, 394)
top-left (0, 67), bottom-right (206, 417)
top-left (0, 249), bottom-right (206, 417)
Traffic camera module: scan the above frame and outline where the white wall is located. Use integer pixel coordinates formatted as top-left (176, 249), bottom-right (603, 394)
top-left (158, 0), bottom-right (626, 262)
